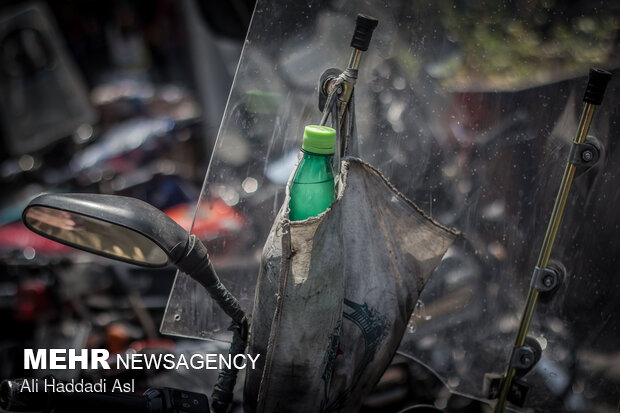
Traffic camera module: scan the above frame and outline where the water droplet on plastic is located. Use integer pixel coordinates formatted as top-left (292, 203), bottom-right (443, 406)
top-left (19, 155), bottom-right (35, 171)
top-left (242, 177), bottom-right (259, 193)
top-left (448, 376), bottom-right (460, 387)
top-left (23, 247), bottom-right (35, 260)
top-left (407, 319), bottom-right (417, 333)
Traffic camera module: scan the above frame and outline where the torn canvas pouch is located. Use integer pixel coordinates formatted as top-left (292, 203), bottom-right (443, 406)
top-left (244, 157), bottom-right (458, 413)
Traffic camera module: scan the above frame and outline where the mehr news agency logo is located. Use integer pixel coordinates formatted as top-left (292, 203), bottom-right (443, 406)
top-left (19, 348), bottom-right (260, 393)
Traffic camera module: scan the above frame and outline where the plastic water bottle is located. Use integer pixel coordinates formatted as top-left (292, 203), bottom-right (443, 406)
top-left (288, 125), bottom-right (336, 221)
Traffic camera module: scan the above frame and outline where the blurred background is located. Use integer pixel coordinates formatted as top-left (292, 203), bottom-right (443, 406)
top-left (0, 0), bottom-right (255, 409)
top-left (1, 1), bottom-right (620, 412)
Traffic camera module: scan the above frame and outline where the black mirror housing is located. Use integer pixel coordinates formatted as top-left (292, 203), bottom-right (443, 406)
top-left (23, 193), bottom-right (190, 267)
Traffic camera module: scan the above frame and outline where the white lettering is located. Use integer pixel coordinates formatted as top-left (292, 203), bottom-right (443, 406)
top-left (49, 349), bottom-right (65, 369)
top-left (112, 379), bottom-right (133, 392)
top-left (68, 349), bottom-right (89, 370)
top-left (232, 354), bottom-right (246, 369)
top-left (247, 354), bottom-right (260, 369)
top-left (176, 354), bottom-right (189, 369)
top-left (190, 354), bottom-right (203, 369)
top-left (143, 354), bottom-right (162, 370)
top-left (23, 350), bottom-right (260, 371)
top-left (44, 378), bottom-right (55, 392)
top-left (91, 349), bottom-right (110, 369)
top-left (205, 354), bottom-right (217, 369)
top-left (24, 349), bottom-right (46, 369)
top-left (116, 354), bottom-right (129, 370)
top-left (25, 349), bottom-right (112, 370)
top-left (131, 355), bottom-right (142, 370)
top-left (19, 379), bottom-right (33, 392)
top-left (163, 353), bottom-right (175, 369)
top-left (219, 354), bottom-right (231, 370)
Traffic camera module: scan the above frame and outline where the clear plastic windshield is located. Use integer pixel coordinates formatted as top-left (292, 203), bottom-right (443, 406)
top-left (163, 1), bottom-right (620, 411)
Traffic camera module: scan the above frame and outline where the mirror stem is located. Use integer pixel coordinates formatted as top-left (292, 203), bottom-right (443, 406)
top-left (175, 234), bottom-right (249, 412)
top-left (175, 235), bottom-right (247, 325)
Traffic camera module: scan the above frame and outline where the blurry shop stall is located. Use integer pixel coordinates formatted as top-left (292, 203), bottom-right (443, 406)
top-left (0, 0), bottom-right (254, 398)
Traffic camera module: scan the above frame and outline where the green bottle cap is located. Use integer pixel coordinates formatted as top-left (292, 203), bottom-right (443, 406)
top-left (302, 125), bottom-right (336, 154)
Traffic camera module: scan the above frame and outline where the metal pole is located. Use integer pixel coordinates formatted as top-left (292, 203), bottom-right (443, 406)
top-left (322, 15), bottom-right (378, 128)
top-left (336, 49), bottom-right (364, 123)
top-left (494, 67), bottom-right (611, 412)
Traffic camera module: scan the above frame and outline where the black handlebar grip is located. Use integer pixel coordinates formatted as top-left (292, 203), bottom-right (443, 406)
top-left (583, 67), bottom-right (612, 105)
top-left (350, 14), bottom-right (379, 51)
top-left (0, 379), bottom-right (47, 411)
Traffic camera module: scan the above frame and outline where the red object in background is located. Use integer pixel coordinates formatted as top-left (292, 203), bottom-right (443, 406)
top-left (106, 323), bottom-right (131, 355)
top-left (14, 280), bottom-right (56, 322)
top-left (0, 198), bottom-right (245, 255)
top-left (164, 199), bottom-right (245, 241)
top-left (0, 221), bottom-right (72, 255)
top-left (129, 339), bottom-right (175, 353)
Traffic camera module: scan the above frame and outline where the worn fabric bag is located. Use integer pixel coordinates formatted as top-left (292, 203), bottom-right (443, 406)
top-left (244, 157), bottom-right (458, 413)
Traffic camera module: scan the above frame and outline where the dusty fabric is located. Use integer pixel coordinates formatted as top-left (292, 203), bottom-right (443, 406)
top-left (244, 157), bottom-right (458, 413)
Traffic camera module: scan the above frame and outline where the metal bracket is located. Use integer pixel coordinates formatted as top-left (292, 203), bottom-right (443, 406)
top-left (568, 135), bottom-right (601, 171)
top-left (484, 373), bottom-right (530, 407)
top-left (318, 68), bottom-right (343, 112)
top-left (509, 345), bottom-right (536, 370)
top-left (483, 340), bottom-right (540, 405)
top-left (530, 266), bottom-right (560, 292)
top-left (509, 337), bottom-right (542, 377)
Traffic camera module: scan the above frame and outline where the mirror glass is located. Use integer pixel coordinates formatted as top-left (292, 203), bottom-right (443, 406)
top-left (24, 206), bottom-right (169, 267)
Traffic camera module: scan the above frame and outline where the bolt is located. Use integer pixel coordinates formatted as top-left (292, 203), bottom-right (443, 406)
top-left (520, 353), bottom-right (533, 366)
top-left (542, 274), bottom-right (554, 288)
top-left (581, 150), bottom-right (594, 162)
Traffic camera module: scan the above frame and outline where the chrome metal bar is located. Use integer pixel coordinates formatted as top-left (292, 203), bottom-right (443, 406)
top-left (494, 102), bottom-right (597, 413)
top-left (347, 49), bottom-right (363, 71)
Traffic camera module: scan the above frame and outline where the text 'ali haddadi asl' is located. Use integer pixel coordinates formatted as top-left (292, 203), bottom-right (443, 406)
top-left (23, 349), bottom-right (260, 370)
top-left (19, 377), bottom-right (134, 393)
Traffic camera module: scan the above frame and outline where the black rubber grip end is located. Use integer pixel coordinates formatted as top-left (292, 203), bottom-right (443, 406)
top-left (583, 67), bottom-right (612, 105)
top-left (350, 14), bottom-right (379, 51)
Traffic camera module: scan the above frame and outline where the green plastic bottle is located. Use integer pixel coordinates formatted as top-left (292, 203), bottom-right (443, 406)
top-left (289, 125), bottom-right (336, 221)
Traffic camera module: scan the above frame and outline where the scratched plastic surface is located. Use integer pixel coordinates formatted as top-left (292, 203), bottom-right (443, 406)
top-left (162, 1), bottom-right (620, 411)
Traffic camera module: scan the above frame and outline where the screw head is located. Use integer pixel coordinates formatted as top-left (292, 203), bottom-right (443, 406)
top-left (582, 150), bottom-right (594, 162)
top-left (543, 274), bottom-right (554, 288)
top-left (520, 354), bottom-right (533, 366)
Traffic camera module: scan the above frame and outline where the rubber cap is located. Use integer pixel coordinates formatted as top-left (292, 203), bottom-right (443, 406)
top-left (302, 125), bottom-right (336, 154)
top-left (583, 68), bottom-right (612, 105)
top-left (350, 14), bottom-right (379, 51)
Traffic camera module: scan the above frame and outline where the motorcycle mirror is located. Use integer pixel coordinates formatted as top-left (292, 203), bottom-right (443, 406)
top-left (22, 192), bottom-right (248, 412)
top-left (22, 193), bottom-right (190, 267)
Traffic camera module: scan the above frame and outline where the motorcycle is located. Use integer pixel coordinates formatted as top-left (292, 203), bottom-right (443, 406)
top-left (164, 1), bottom-right (620, 411)
top-left (4, 1), bottom-right (620, 412)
